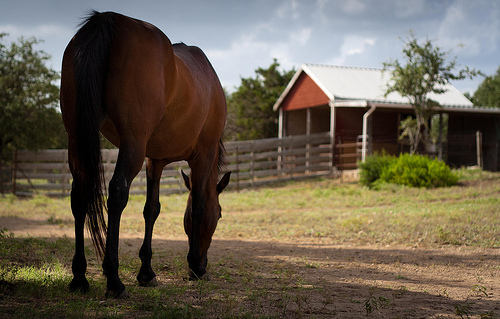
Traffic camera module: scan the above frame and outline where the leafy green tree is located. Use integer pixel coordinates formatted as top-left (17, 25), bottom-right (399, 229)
top-left (472, 66), bottom-right (500, 108)
top-left (383, 31), bottom-right (481, 154)
top-left (226, 59), bottom-right (294, 140)
top-left (0, 33), bottom-right (64, 157)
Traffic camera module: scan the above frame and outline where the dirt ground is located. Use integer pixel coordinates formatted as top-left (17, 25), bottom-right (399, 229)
top-left (2, 213), bottom-right (500, 318)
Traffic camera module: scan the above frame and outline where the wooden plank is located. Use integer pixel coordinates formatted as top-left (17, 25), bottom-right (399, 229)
top-left (18, 173), bottom-right (65, 180)
top-left (17, 163), bottom-right (66, 171)
top-left (336, 142), bottom-right (363, 149)
top-left (16, 150), bottom-right (67, 162)
top-left (335, 153), bottom-right (362, 159)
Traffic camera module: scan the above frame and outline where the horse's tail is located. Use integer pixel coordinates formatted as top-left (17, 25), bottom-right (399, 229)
top-left (72, 11), bottom-right (115, 258)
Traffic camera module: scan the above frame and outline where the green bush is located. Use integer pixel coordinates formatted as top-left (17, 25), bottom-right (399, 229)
top-left (358, 153), bottom-right (396, 187)
top-left (359, 153), bottom-right (458, 188)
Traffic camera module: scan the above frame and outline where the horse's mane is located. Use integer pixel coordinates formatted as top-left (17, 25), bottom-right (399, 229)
top-left (217, 139), bottom-right (227, 175)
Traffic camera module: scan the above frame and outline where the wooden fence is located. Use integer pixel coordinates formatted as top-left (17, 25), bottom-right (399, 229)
top-left (11, 132), bottom-right (350, 197)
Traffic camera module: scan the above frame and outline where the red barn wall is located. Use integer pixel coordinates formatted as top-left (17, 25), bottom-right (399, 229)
top-left (281, 72), bottom-right (329, 111)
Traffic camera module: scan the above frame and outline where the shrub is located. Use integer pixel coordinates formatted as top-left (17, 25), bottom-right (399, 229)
top-left (358, 153), bottom-right (396, 187)
top-left (380, 154), bottom-right (458, 188)
top-left (359, 153), bottom-right (458, 188)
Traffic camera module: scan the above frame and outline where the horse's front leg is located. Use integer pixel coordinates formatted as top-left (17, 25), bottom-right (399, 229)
top-left (137, 158), bottom-right (165, 287)
top-left (103, 148), bottom-right (144, 298)
top-left (184, 156), bottom-right (216, 280)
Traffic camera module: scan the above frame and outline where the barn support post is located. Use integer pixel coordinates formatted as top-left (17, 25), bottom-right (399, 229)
top-left (306, 108), bottom-right (311, 171)
top-left (362, 105), bottom-right (376, 162)
top-left (277, 107), bottom-right (284, 173)
top-left (329, 101), bottom-right (336, 176)
top-left (437, 113), bottom-right (444, 161)
top-left (278, 107), bottom-right (284, 139)
top-left (476, 130), bottom-right (483, 169)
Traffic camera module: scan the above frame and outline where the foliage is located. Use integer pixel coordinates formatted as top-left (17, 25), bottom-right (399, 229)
top-left (472, 66), bottom-right (500, 108)
top-left (380, 153), bottom-right (458, 188)
top-left (383, 31), bottom-right (481, 154)
top-left (429, 113), bottom-right (448, 144)
top-left (226, 59), bottom-right (294, 140)
top-left (397, 116), bottom-right (418, 149)
top-left (0, 33), bottom-right (66, 156)
top-left (358, 152), bottom-right (396, 187)
top-left (360, 153), bottom-right (458, 188)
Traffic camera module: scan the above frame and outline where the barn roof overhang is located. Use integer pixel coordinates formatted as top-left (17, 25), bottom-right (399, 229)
top-left (332, 99), bottom-right (500, 114)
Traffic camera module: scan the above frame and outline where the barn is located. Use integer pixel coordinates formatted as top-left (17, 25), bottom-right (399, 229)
top-left (273, 64), bottom-right (500, 171)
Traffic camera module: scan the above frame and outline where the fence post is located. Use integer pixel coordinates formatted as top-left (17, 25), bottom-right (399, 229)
top-left (290, 136), bottom-right (295, 180)
top-left (338, 136), bottom-right (343, 183)
top-left (61, 149), bottom-right (68, 196)
top-left (476, 131), bottom-right (483, 169)
top-left (250, 140), bottom-right (255, 187)
top-left (306, 133), bottom-right (310, 173)
top-left (278, 137), bottom-right (282, 174)
top-left (235, 145), bottom-right (240, 192)
top-left (11, 150), bottom-right (17, 195)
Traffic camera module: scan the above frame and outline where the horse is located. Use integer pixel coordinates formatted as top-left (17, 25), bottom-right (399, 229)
top-left (60, 11), bottom-right (231, 298)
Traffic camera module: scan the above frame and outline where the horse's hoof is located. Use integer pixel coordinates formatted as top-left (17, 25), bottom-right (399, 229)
top-left (69, 277), bottom-right (89, 293)
top-left (138, 276), bottom-right (158, 287)
top-left (105, 288), bottom-right (129, 299)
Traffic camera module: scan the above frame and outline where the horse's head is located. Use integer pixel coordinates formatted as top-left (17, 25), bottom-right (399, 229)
top-left (181, 170), bottom-right (231, 279)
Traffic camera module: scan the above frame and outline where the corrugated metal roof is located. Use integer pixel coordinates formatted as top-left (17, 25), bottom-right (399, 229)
top-left (303, 63), bottom-right (473, 106)
top-left (274, 63), bottom-right (475, 110)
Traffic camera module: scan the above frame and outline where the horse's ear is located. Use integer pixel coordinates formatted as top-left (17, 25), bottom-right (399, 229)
top-left (217, 172), bottom-right (231, 194)
top-left (181, 170), bottom-right (191, 191)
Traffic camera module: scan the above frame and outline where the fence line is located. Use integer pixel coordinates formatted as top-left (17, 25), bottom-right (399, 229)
top-left (12, 132), bottom-right (347, 196)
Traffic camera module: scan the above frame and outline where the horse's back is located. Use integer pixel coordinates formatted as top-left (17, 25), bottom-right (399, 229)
top-left (100, 13), bottom-right (177, 149)
top-left (139, 43), bottom-right (226, 160)
top-left (64, 11), bottom-right (226, 162)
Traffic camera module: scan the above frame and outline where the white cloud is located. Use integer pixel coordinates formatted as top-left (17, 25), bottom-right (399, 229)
top-left (0, 24), bottom-right (72, 40)
top-left (342, 0), bottom-right (366, 14)
top-left (289, 27), bottom-right (312, 46)
top-left (393, 0), bottom-right (425, 18)
top-left (277, 0), bottom-right (301, 20)
top-left (328, 35), bottom-right (376, 65)
top-left (206, 32), bottom-right (288, 91)
top-left (436, 0), bottom-right (500, 56)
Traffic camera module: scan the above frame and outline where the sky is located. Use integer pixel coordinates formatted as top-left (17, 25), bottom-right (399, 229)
top-left (1, 0), bottom-right (499, 94)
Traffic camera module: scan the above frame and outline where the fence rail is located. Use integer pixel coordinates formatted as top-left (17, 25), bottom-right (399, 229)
top-left (11, 132), bottom-right (344, 196)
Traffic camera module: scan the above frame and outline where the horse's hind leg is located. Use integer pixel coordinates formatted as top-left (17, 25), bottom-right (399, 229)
top-left (137, 158), bottom-right (165, 286)
top-left (103, 146), bottom-right (145, 298)
top-left (69, 179), bottom-right (89, 292)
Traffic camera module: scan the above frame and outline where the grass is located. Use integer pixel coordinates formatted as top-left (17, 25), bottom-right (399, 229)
top-left (0, 168), bottom-right (499, 318)
top-left (215, 168), bottom-right (500, 247)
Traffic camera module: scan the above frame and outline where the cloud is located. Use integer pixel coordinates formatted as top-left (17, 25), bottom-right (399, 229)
top-left (206, 32), bottom-right (285, 90)
top-left (0, 23), bottom-right (72, 41)
top-left (328, 35), bottom-right (377, 65)
top-left (436, 0), bottom-right (500, 56)
top-left (342, 0), bottom-right (366, 14)
top-left (393, 0), bottom-right (425, 18)
top-left (289, 27), bottom-right (312, 46)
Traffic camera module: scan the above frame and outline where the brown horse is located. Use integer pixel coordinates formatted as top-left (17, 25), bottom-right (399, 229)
top-left (60, 11), bottom-right (230, 298)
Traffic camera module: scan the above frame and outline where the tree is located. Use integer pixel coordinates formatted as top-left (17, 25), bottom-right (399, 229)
top-left (226, 59), bottom-right (295, 140)
top-left (0, 33), bottom-right (64, 157)
top-left (383, 31), bottom-right (481, 154)
top-left (472, 66), bottom-right (500, 108)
